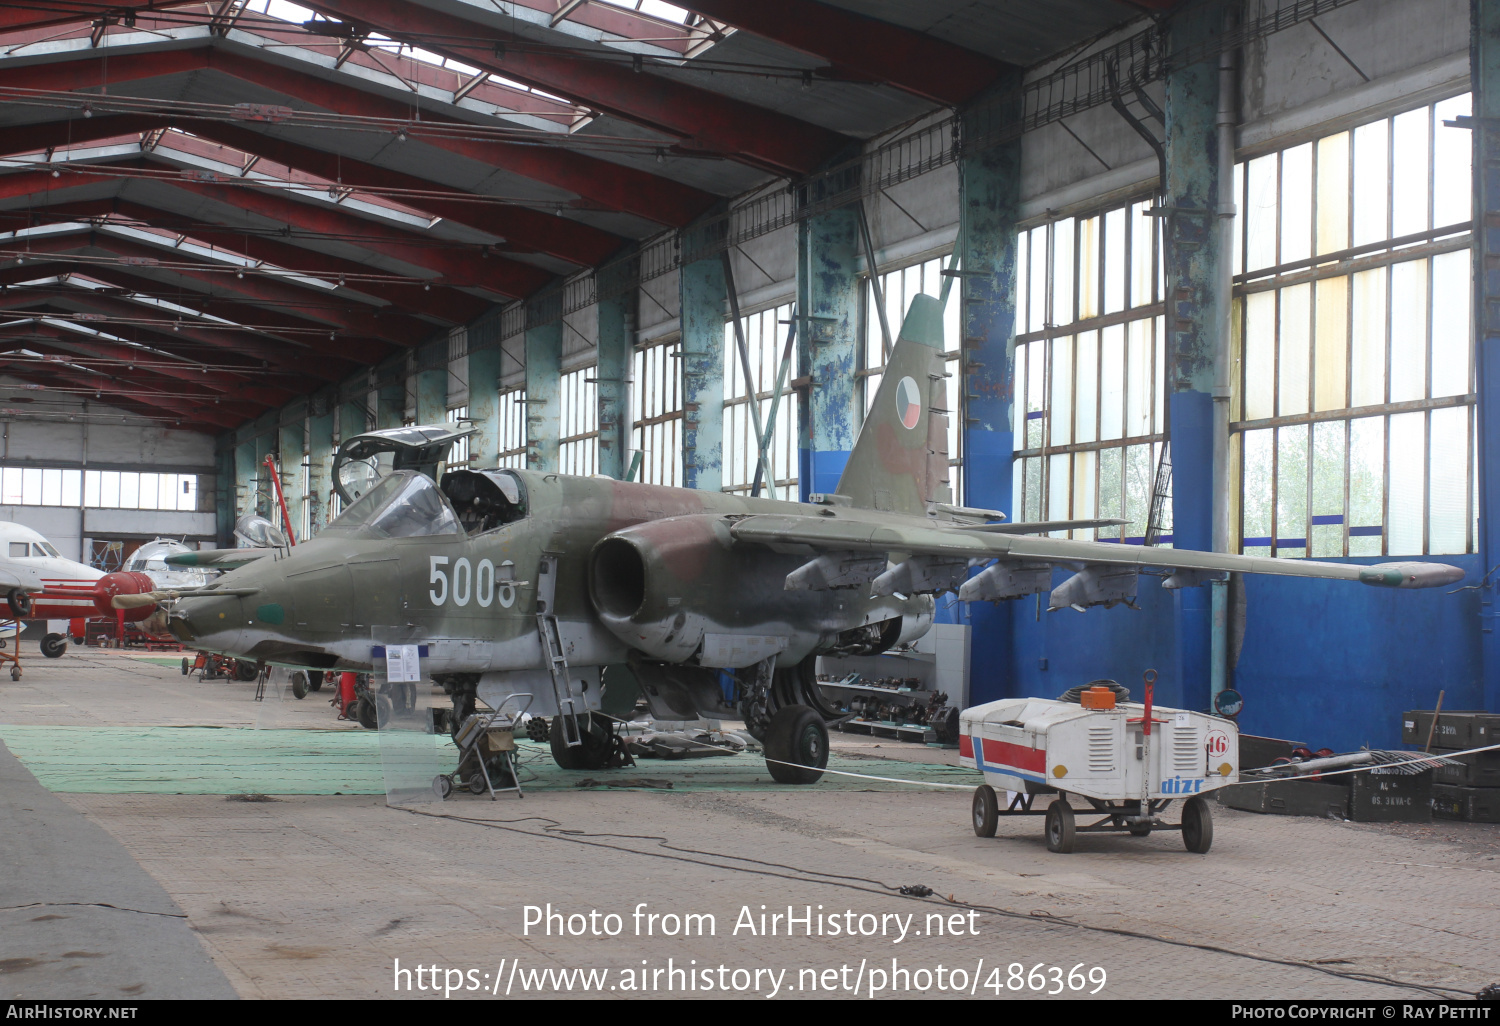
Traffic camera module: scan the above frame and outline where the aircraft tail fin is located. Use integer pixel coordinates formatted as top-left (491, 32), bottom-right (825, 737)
top-left (834, 294), bottom-right (951, 515)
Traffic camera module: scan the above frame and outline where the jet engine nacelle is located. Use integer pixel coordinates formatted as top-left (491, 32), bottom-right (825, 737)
top-left (588, 515), bottom-right (738, 663)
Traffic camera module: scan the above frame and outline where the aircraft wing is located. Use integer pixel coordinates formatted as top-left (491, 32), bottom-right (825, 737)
top-left (726, 514), bottom-right (1464, 604)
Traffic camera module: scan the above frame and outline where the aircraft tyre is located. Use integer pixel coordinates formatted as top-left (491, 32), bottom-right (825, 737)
top-left (1182, 795), bottom-right (1213, 854)
top-left (180, 657), bottom-right (190, 676)
top-left (972, 785), bottom-right (999, 838)
top-left (549, 714), bottom-right (611, 771)
top-left (764, 704), bottom-right (828, 785)
top-left (40, 633), bottom-right (67, 659)
top-left (290, 670), bottom-right (309, 700)
top-left (306, 670), bottom-right (324, 692)
top-left (354, 695), bottom-right (378, 730)
top-left (1045, 800), bottom-right (1076, 853)
top-left (233, 660), bottom-right (259, 682)
top-left (7, 589), bottom-right (31, 618)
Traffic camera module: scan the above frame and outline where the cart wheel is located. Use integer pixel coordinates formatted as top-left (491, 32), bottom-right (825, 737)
top-left (1045, 800), bottom-right (1076, 853)
top-left (9, 665), bottom-right (20, 681)
top-left (467, 772), bottom-right (488, 795)
top-left (181, 657), bottom-right (190, 676)
top-left (972, 785), bottom-right (999, 838)
top-left (432, 775), bottom-right (453, 800)
top-left (1182, 795), bottom-right (1213, 854)
top-left (1129, 825), bottom-right (1152, 837)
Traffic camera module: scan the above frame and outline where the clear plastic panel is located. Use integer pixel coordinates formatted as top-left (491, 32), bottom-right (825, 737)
top-left (1428, 405), bottom-right (1469, 555)
top-left (1313, 276), bottom-right (1349, 411)
top-left (1126, 319), bottom-right (1151, 437)
top-left (1391, 107), bottom-right (1431, 240)
top-left (1348, 416), bottom-right (1385, 556)
top-left (1350, 267), bottom-right (1388, 407)
top-left (1243, 291), bottom-right (1276, 420)
top-left (1316, 132), bottom-right (1351, 256)
top-left (1311, 421), bottom-right (1347, 558)
top-left (1052, 218), bottom-right (1076, 326)
top-left (1430, 249), bottom-right (1472, 398)
top-left (375, 672), bottom-right (446, 806)
top-left (1241, 428), bottom-right (1273, 555)
top-left (1352, 119), bottom-right (1391, 247)
top-left (1072, 450), bottom-right (1097, 536)
top-left (1280, 143), bottom-right (1313, 266)
top-left (1432, 95), bottom-right (1473, 230)
top-left (1098, 446), bottom-right (1123, 539)
top-left (1049, 336), bottom-right (1073, 446)
top-left (1103, 207), bottom-right (1126, 315)
top-left (1047, 453), bottom-right (1069, 527)
top-left (1124, 443), bottom-right (1151, 542)
top-left (1075, 330), bottom-right (1098, 444)
top-left (1388, 259), bottom-right (1428, 403)
top-left (1099, 324), bottom-right (1125, 441)
top-left (1275, 424), bottom-right (1309, 559)
top-left (1078, 216), bottom-right (1100, 321)
top-left (1277, 283), bottom-right (1311, 417)
top-left (1387, 411), bottom-right (1425, 555)
top-left (1244, 154), bottom-right (1279, 272)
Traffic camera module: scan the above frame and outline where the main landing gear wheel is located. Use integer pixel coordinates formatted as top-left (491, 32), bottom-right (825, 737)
top-left (40, 633), bottom-right (67, 659)
top-left (1045, 800), bottom-right (1076, 853)
top-left (7, 589), bottom-right (31, 618)
top-left (233, 660), bottom-right (259, 682)
top-left (972, 785), bottom-right (999, 838)
top-left (306, 670), bottom-right (324, 692)
top-left (181, 657), bottom-right (190, 676)
top-left (1182, 795), bottom-right (1214, 853)
top-left (764, 704), bottom-right (828, 785)
top-left (290, 671), bottom-right (309, 700)
top-left (354, 695), bottom-right (378, 730)
top-left (549, 714), bottom-right (612, 771)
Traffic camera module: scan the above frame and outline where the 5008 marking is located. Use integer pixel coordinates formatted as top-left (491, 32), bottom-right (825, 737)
top-left (429, 556), bottom-right (517, 609)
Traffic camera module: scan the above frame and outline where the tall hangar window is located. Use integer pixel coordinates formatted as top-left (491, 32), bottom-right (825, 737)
top-left (862, 257), bottom-right (964, 499)
top-left (496, 389), bottom-right (528, 470)
top-left (1011, 201), bottom-right (1166, 541)
top-left (559, 368), bottom-right (599, 477)
top-left (723, 302), bottom-right (798, 499)
top-left (632, 339), bottom-right (683, 487)
top-left (1232, 94), bottom-right (1473, 558)
top-left (446, 406), bottom-right (471, 468)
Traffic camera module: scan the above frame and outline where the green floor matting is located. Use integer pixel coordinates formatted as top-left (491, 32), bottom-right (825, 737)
top-left (0, 725), bottom-right (974, 795)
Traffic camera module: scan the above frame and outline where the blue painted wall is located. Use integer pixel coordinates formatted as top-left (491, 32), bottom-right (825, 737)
top-left (964, 555), bottom-right (1484, 752)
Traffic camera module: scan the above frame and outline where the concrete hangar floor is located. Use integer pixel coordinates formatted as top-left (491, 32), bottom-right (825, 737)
top-left (0, 646), bottom-right (1495, 1001)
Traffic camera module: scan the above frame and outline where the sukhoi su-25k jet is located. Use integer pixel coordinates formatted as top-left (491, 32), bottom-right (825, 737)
top-left (138, 295), bottom-right (1463, 784)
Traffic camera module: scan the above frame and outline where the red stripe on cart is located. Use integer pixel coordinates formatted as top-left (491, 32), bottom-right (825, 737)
top-left (981, 737), bottom-right (1046, 775)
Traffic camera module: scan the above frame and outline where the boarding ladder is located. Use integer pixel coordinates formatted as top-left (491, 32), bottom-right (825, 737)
top-left (535, 554), bottom-right (583, 748)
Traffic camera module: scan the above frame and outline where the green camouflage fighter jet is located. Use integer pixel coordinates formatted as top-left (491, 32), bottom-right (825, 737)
top-left (145, 295), bottom-right (1463, 784)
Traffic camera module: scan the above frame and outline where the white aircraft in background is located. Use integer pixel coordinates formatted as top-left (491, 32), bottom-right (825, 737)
top-left (0, 521), bottom-right (163, 657)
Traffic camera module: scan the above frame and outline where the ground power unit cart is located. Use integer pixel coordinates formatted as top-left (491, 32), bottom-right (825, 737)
top-left (959, 673), bottom-right (1239, 853)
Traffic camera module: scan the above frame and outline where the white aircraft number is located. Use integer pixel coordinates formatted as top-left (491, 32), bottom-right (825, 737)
top-left (429, 556), bottom-right (515, 609)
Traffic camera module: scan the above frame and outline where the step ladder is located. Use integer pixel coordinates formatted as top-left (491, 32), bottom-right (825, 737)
top-left (535, 554), bottom-right (582, 748)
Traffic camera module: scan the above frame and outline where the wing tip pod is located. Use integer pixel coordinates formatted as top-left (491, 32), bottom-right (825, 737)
top-left (1358, 562), bottom-right (1466, 589)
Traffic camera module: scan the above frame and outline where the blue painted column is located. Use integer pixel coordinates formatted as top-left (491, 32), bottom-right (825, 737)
top-left (306, 408), bottom-right (333, 535)
top-left (960, 76), bottom-right (1023, 704)
top-left (797, 203), bottom-right (860, 500)
top-left (596, 262), bottom-right (633, 480)
top-left (679, 252), bottom-right (726, 491)
top-left (1163, 1), bottom-right (1225, 713)
top-left (467, 344), bottom-right (502, 471)
top-left (525, 319), bottom-right (562, 474)
top-left (1476, 0), bottom-right (1500, 712)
